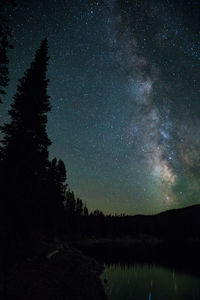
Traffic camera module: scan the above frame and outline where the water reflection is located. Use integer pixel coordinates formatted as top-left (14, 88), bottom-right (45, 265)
top-left (101, 264), bottom-right (200, 300)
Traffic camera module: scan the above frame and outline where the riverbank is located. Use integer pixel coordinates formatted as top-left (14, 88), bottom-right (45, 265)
top-left (1, 233), bottom-right (107, 300)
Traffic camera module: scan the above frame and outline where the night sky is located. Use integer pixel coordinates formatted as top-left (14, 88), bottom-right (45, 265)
top-left (1, 0), bottom-right (200, 215)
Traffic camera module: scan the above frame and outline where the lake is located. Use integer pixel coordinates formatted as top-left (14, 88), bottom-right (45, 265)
top-left (101, 263), bottom-right (200, 300)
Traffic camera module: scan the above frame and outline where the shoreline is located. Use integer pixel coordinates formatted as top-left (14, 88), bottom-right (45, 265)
top-left (1, 234), bottom-right (107, 300)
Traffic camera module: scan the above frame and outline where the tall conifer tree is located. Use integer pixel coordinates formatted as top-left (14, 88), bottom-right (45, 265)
top-left (0, 38), bottom-right (51, 231)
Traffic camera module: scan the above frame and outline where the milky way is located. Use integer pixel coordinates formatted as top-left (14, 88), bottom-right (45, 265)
top-left (108, 1), bottom-right (178, 208)
top-left (105, 0), bottom-right (200, 212)
top-left (1, 0), bottom-right (200, 214)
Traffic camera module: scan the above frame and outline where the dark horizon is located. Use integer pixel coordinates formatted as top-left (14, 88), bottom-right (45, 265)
top-left (98, 203), bottom-right (200, 217)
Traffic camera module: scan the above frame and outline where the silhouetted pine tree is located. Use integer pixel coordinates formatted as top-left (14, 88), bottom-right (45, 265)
top-left (48, 158), bottom-right (67, 201)
top-left (0, 38), bottom-right (51, 233)
top-left (83, 204), bottom-right (88, 217)
top-left (65, 189), bottom-right (76, 215)
top-left (45, 158), bottom-right (67, 232)
top-left (76, 198), bottom-right (83, 216)
top-left (57, 159), bottom-right (67, 200)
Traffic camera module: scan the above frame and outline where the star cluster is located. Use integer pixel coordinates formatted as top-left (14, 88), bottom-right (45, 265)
top-left (1, 0), bottom-right (200, 214)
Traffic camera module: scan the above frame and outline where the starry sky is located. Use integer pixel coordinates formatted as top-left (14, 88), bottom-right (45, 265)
top-left (1, 0), bottom-right (200, 215)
